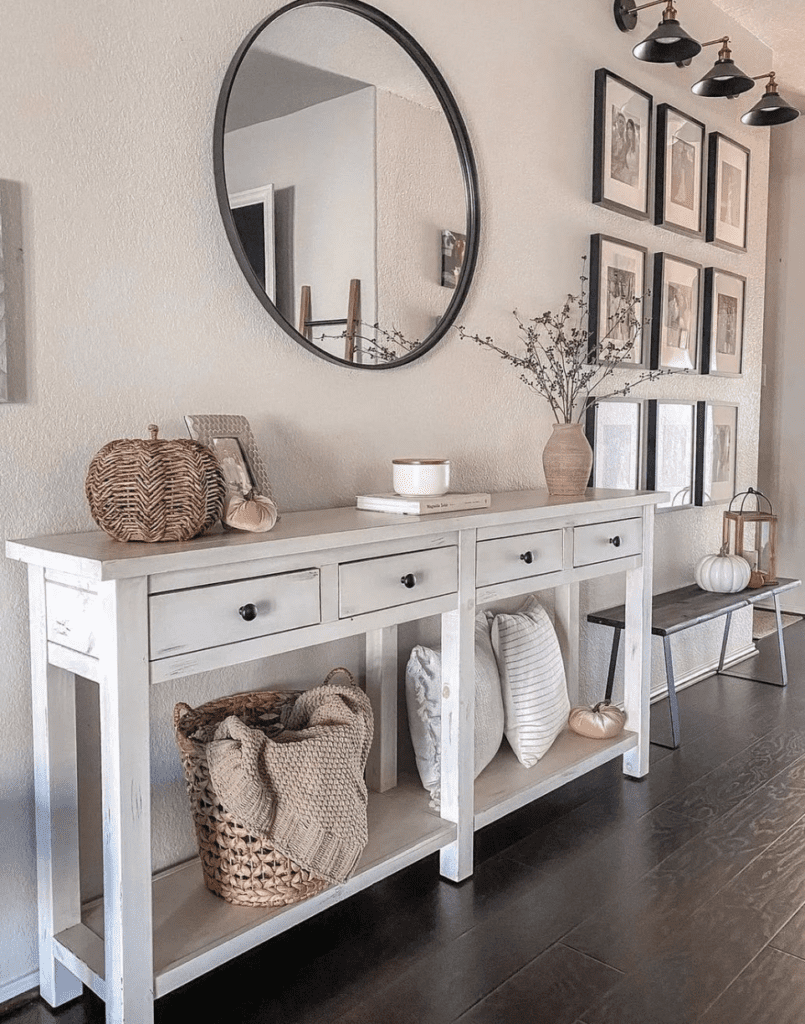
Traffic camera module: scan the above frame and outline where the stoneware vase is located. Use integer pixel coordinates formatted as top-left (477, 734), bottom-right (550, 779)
top-left (542, 422), bottom-right (593, 497)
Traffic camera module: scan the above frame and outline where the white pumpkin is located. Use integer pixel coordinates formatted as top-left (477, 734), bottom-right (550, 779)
top-left (694, 547), bottom-right (751, 593)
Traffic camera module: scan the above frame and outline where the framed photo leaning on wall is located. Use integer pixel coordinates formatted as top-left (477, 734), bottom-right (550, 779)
top-left (650, 253), bottom-right (701, 372)
top-left (701, 268), bottom-right (745, 377)
top-left (654, 104), bottom-right (705, 238)
top-left (646, 399), bottom-right (697, 510)
top-left (588, 234), bottom-right (648, 367)
top-left (592, 69), bottom-right (653, 220)
top-left (585, 397), bottom-right (644, 490)
top-left (695, 401), bottom-right (738, 505)
top-left (706, 132), bottom-right (750, 252)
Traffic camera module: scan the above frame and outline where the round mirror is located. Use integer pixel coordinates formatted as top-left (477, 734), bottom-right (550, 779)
top-left (214, 0), bottom-right (479, 368)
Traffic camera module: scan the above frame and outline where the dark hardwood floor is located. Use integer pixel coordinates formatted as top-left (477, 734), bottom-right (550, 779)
top-left (8, 622), bottom-right (805, 1024)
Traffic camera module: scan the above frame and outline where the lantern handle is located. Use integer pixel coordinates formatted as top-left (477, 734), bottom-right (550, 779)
top-left (729, 486), bottom-right (774, 516)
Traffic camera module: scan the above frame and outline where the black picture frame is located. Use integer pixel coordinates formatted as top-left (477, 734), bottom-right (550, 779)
top-left (650, 252), bottom-right (701, 373)
top-left (695, 401), bottom-right (738, 506)
top-left (706, 132), bottom-right (750, 252)
top-left (701, 268), bottom-right (745, 377)
top-left (593, 68), bottom-right (653, 220)
top-left (588, 233), bottom-right (648, 368)
top-left (654, 104), bottom-right (705, 238)
top-left (646, 398), bottom-right (697, 510)
top-left (585, 397), bottom-right (644, 491)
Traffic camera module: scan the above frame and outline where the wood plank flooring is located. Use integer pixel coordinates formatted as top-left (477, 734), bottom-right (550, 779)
top-left (6, 623), bottom-right (805, 1024)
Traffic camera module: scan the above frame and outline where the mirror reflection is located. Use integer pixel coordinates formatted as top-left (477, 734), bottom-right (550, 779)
top-left (218, 3), bottom-right (475, 367)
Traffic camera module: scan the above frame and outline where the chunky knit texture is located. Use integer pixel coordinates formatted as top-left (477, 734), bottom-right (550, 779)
top-left (207, 681), bottom-right (373, 884)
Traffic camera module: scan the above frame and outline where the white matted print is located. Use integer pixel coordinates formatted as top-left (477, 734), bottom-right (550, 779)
top-left (593, 69), bottom-right (652, 219)
top-left (655, 104), bottom-right (704, 237)
top-left (706, 133), bottom-right (749, 252)
top-left (647, 399), bottom-right (697, 510)
top-left (651, 253), bottom-right (701, 372)
top-left (696, 402), bottom-right (738, 505)
top-left (588, 234), bottom-right (647, 367)
top-left (586, 398), bottom-right (643, 490)
top-left (702, 268), bottom-right (745, 377)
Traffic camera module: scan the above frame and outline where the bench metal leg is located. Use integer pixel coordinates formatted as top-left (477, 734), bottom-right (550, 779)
top-left (652, 635), bottom-right (681, 750)
top-left (717, 610), bottom-right (733, 674)
top-left (605, 627), bottom-right (621, 701)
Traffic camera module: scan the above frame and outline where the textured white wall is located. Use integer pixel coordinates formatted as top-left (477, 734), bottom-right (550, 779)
top-left (758, 111), bottom-right (805, 613)
top-left (0, 0), bottom-right (772, 997)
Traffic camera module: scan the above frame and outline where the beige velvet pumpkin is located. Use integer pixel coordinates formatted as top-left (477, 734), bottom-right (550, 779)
top-left (223, 493), bottom-right (278, 533)
top-left (568, 700), bottom-right (626, 740)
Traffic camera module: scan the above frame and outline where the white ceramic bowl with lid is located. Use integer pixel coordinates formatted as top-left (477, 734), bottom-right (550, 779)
top-left (392, 459), bottom-right (451, 496)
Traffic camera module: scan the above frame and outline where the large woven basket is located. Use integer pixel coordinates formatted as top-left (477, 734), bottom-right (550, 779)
top-left (173, 677), bottom-right (358, 908)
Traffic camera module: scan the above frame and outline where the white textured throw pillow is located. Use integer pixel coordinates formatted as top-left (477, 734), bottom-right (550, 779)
top-left (489, 595), bottom-right (569, 768)
top-left (405, 613), bottom-right (505, 807)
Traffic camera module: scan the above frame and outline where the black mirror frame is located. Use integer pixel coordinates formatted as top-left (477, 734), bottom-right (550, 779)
top-left (213, 0), bottom-right (480, 369)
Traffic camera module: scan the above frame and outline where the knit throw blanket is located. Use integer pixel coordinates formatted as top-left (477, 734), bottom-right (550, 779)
top-left (207, 682), bottom-right (374, 884)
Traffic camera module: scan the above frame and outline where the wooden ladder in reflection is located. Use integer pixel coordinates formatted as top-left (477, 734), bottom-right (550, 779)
top-left (299, 279), bottom-right (361, 361)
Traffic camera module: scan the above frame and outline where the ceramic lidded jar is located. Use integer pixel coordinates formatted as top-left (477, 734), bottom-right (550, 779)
top-left (541, 423), bottom-right (593, 497)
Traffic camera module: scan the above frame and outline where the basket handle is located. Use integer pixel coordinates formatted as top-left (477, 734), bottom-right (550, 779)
top-left (322, 667), bottom-right (357, 688)
top-left (173, 702), bottom-right (199, 756)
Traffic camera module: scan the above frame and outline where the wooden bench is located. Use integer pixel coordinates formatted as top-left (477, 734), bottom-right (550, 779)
top-left (588, 577), bottom-right (801, 749)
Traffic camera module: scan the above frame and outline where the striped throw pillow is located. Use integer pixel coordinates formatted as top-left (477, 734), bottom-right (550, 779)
top-left (489, 596), bottom-right (569, 768)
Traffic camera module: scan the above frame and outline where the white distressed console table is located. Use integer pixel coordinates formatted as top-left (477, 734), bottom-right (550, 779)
top-left (7, 488), bottom-right (663, 1024)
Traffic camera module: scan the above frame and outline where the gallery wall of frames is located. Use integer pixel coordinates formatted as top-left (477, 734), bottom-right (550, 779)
top-left (586, 66), bottom-right (751, 512)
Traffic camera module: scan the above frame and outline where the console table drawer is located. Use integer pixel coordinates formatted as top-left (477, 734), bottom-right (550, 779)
top-left (339, 546), bottom-right (457, 618)
top-left (149, 569), bottom-right (321, 658)
top-left (476, 529), bottom-right (563, 587)
top-left (573, 518), bottom-right (642, 567)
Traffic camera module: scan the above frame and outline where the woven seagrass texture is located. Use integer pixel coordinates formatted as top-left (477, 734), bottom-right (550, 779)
top-left (174, 686), bottom-right (331, 908)
top-left (85, 425), bottom-right (226, 542)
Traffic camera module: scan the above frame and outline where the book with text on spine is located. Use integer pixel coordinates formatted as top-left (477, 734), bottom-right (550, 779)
top-left (356, 492), bottom-right (492, 515)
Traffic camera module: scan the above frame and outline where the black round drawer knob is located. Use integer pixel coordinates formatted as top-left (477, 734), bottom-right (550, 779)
top-left (609, 536), bottom-right (621, 548)
top-left (400, 573), bottom-right (417, 589)
top-left (238, 603), bottom-right (258, 621)
top-left (520, 551), bottom-right (534, 564)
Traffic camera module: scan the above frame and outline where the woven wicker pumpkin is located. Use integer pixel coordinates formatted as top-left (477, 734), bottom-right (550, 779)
top-left (86, 424), bottom-right (225, 542)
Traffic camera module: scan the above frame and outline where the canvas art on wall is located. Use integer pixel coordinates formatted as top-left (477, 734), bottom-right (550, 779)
top-left (593, 69), bottom-right (652, 220)
top-left (706, 133), bottom-right (750, 251)
top-left (651, 253), bottom-right (701, 372)
top-left (655, 104), bottom-right (705, 237)
top-left (588, 233), bottom-right (647, 366)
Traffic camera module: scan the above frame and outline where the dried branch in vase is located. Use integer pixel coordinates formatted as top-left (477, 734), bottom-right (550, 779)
top-left (459, 258), bottom-right (673, 424)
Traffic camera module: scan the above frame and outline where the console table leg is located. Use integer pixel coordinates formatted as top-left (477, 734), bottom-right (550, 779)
top-left (27, 566), bottom-right (83, 1008)
top-left (97, 579), bottom-right (154, 1024)
top-left (554, 582), bottom-right (580, 705)
top-left (365, 626), bottom-right (398, 792)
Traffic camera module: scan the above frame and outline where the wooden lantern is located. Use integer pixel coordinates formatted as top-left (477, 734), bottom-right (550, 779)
top-left (722, 487), bottom-right (778, 587)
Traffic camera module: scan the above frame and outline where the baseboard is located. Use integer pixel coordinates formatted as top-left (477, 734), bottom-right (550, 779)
top-left (649, 641), bottom-right (757, 702)
top-left (0, 974), bottom-right (39, 1013)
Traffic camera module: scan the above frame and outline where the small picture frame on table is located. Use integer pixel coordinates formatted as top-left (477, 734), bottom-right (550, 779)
top-left (585, 398), bottom-right (644, 490)
top-left (588, 234), bottom-right (647, 367)
top-left (706, 132), bottom-right (750, 252)
top-left (211, 436), bottom-right (256, 499)
top-left (654, 104), bottom-right (705, 237)
top-left (701, 268), bottom-right (745, 377)
top-left (650, 253), bottom-right (701, 372)
top-left (695, 401), bottom-right (738, 506)
top-left (184, 414), bottom-right (274, 502)
top-left (646, 399), bottom-right (697, 510)
top-left (592, 69), bottom-right (653, 220)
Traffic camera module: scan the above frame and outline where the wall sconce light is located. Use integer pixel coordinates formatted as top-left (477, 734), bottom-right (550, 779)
top-left (613, 0), bottom-right (701, 65)
top-left (691, 37), bottom-right (755, 97)
top-left (741, 72), bottom-right (800, 125)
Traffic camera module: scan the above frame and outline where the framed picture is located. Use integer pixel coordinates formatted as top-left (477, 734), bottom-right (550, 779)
top-left (211, 436), bottom-right (256, 499)
top-left (701, 268), bottom-right (745, 377)
top-left (441, 230), bottom-right (466, 289)
top-left (592, 69), bottom-right (653, 220)
top-left (650, 253), bottom-right (701, 372)
top-left (646, 399), bottom-right (697, 510)
top-left (229, 185), bottom-right (276, 302)
top-left (654, 104), bottom-right (705, 237)
top-left (588, 234), bottom-right (647, 367)
top-left (695, 402), bottom-right (738, 506)
top-left (184, 414), bottom-right (274, 501)
top-left (706, 133), bottom-right (750, 252)
top-left (585, 398), bottom-right (643, 490)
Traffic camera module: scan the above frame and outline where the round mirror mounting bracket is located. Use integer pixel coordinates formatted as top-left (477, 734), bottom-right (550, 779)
top-left (213, 0), bottom-right (481, 370)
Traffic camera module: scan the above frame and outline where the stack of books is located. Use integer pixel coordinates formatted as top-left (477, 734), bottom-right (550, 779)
top-left (356, 492), bottom-right (491, 515)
